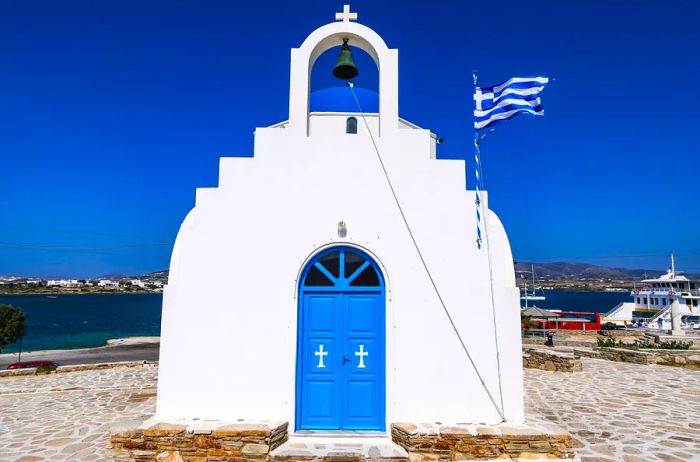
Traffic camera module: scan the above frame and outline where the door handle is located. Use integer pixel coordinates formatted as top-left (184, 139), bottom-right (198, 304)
top-left (342, 356), bottom-right (351, 365)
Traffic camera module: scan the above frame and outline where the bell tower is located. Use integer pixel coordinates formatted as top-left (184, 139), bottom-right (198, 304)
top-left (287, 5), bottom-right (399, 137)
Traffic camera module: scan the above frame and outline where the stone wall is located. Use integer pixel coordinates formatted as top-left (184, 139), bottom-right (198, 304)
top-left (0, 361), bottom-right (156, 378)
top-left (522, 337), bottom-right (597, 348)
top-left (391, 422), bottom-right (575, 460)
top-left (652, 350), bottom-right (700, 369)
top-left (599, 330), bottom-right (646, 339)
top-left (522, 348), bottom-right (582, 372)
top-left (575, 347), bottom-right (700, 369)
top-left (110, 420), bottom-right (577, 461)
top-left (574, 347), bottom-right (655, 365)
top-left (109, 420), bottom-right (288, 462)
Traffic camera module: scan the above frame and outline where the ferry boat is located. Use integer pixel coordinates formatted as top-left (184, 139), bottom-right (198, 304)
top-left (603, 253), bottom-right (700, 328)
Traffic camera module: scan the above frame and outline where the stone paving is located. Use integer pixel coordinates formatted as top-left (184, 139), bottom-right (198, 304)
top-left (0, 359), bottom-right (699, 461)
top-left (525, 358), bottom-right (700, 462)
top-left (0, 365), bottom-right (158, 461)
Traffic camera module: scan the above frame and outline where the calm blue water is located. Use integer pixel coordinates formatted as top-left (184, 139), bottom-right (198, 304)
top-left (0, 293), bottom-right (162, 353)
top-left (0, 291), bottom-right (632, 353)
top-left (523, 290), bottom-right (631, 313)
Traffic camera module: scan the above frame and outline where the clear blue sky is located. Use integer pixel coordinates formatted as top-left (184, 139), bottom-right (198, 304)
top-left (1, 0), bottom-right (699, 278)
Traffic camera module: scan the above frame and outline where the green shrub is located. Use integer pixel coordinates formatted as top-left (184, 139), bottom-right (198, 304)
top-left (634, 338), bottom-right (693, 350)
top-left (0, 304), bottom-right (26, 353)
top-left (597, 337), bottom-right (625, 348)
top-left (597, 336), bottom-right (693, 350)
top-left (36, 364), bottom-right (57, 374)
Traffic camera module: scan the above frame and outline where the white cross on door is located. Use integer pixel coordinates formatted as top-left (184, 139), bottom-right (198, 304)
top-left (355, 344), bottom-right (368, 368)
top-left (314, 344), bottom-right (328, 368)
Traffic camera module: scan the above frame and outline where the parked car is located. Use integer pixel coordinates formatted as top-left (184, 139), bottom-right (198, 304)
top-left (5, 360), bottom-right (57, 370)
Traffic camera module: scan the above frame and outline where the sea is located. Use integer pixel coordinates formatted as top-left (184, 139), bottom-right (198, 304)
top-left (0, 293), bottom-right (162, 353)
top-left (0, 290), bottom-right (633, 353)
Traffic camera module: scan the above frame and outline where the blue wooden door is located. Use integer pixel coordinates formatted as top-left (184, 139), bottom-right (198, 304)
top-left (297, 247), bottom-right (385, 431)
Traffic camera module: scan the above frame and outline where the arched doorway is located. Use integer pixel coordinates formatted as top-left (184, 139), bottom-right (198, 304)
top-left (295, 246), bottom-right (386, 431)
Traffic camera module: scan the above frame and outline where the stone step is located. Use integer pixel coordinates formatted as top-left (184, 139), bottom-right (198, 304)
top-left (270, 436), bottom-right (408, 462)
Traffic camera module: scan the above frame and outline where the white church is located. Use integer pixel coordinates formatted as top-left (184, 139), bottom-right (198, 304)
top-left (155, 5), bottom-right (524, 435)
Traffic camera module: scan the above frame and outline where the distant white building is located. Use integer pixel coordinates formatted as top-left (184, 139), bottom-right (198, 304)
top-left (129, 279), bottom-right (147, 288)
top-left (46, 279), bottom-right (80, 287)
top-left (98, 279), bottom-right (120, 288)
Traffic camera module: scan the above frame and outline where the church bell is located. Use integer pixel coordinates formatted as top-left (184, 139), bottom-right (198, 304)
top-left (333, 38), bottom-right (359, 80)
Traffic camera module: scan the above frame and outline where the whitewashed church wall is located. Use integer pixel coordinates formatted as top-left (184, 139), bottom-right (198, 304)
top-left (486, 209), bottom-right (525, 421)
top-left (156, 123), bottom-right (519, 425)
top-left (308, 113), bottom-right (378, 137)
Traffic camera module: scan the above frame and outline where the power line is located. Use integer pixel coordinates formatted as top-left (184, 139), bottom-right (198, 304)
top-left (517, 253), bottom-right (700, 261)
top-left (0, 242), bottom-right (169, 250)
top-left (0, 224), bottom-right (170, 242)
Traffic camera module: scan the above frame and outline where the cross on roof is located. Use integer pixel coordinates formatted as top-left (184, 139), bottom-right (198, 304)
top-left (335, 4), bottom-right (357, 22)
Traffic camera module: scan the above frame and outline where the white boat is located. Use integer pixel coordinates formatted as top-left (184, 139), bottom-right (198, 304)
top-left (603, 252), bottom-right (700, 328)
top-left (521, 264), bottom-right (546, 306)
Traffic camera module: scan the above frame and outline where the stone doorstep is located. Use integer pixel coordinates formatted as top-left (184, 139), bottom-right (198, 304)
top-left (270, 436), bottom-right (409, 460)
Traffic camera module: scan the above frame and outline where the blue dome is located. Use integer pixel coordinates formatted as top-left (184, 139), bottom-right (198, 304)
top-left (310, 87), bottom-right (378, 113)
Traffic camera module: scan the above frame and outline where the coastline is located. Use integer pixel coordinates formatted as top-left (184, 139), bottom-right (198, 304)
top-left (0, 290), bottom-right (162, 296)
top-left (0, 336), bottom-right (160, 369)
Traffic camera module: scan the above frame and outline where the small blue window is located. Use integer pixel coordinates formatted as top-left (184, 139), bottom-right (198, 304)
top-left (346, 117), bottom-right (358, 134)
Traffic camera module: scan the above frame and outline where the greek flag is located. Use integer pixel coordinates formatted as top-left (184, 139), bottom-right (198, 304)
top-left (474, 77), bottom-right (549, 130)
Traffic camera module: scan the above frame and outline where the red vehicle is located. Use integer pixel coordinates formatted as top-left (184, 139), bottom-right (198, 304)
top-left (6, 360), bottom-right (57, 370)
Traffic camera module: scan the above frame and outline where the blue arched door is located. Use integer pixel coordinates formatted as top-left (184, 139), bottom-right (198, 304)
top-left (296, 246), bottom-right (386, 431)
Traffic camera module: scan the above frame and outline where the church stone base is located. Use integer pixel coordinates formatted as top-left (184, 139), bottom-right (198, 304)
top-left (109, 420), bottom-right (576, 461)
top-left (391, 422), bottom-right (576, 460)
top-left (108, 419), bottom-right (288, 462)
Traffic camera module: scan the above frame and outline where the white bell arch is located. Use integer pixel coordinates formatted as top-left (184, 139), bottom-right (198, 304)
top-left (288, 20), bottom-right (399, 136)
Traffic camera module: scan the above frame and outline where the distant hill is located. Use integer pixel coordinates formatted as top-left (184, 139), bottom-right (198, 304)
top-left (138, 270), bottom-right (168, 282)
top-left (514, 261), bottom-right (697, 280)
top-left (97, 273), bottom-right (127, 279)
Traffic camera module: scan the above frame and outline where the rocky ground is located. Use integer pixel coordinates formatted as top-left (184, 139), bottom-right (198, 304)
top-left (0, 359), bottom-right (699, 461)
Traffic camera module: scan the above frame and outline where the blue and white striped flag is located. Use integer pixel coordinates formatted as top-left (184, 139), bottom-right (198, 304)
top-left (472, 75), bottom-right (549, 249)
top-left (474, 77), bottom-right (549, 130)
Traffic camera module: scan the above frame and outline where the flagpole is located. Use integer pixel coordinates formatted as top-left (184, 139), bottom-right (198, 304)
top-left (470, 74), bottom-right (548, 418)
top-left (473, 70), bottom-right (505, 416)
top-left (472, 71), bottom-right (483, 249)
